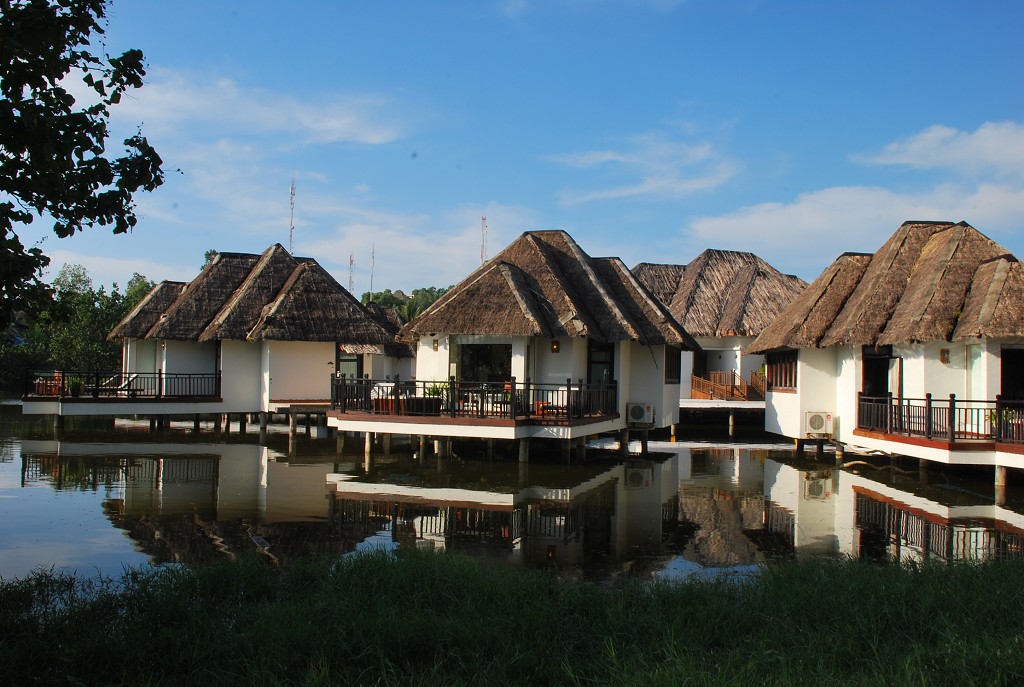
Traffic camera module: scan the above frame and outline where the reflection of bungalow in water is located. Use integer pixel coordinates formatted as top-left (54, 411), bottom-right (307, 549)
top-left (749, 222), bottom-right (1024, 478)
top-left (23, 244), bottom-right (404, 423)
top-left (17, 439), bottom-right (363, 566)
top-left (325, 456), bottom-right (681, 568)
top-left (634, 250), bottom-right (806, 404)
top-left (328, 231), bottom-right (699, 457)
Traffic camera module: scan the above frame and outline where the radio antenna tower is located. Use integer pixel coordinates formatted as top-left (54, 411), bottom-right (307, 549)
top-left (481, 215), bottom-right (488, 264)
top-left (348, 253), bottom-right (354, 292)
top-left (288, 175), bottom-right (296, 254)
top-left (369, 243), bottom-right (376, 302)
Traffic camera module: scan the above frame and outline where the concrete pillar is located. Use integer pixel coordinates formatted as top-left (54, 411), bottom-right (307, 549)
top-left (149, 416), bottom-right (156, 432)
top-left (518, 438), bottom-right (530, 464)
top-left (640, 429), bottom-right (649, 455)
top-left (238, 414), bottom-right (247, 434)
top-left (619, 429), bottom-right (630, 457)
top-left (53, 415), bottom-right (65, 432)
top-left (518, 460), bottom-right (529, 485)
top-left (289, 412), bottom-right (298, 435)
top-left (670, 423), bottom-right (677, 443)
top-left (996, 466), bottom-right (1008, 507)
top-left (259, 412), bottom-right (269, 431)
top-left (419, 435), bottom-right (428, 459)
top-left (158, 415), bottom-right (168, 431)
top-left (221, 414), bottom-right (230, 434)
top-left (383, 433), bottom-right (392, 456)
top-left (486, 438), bottom-right (495, 461)
top-left (576, 436), bottom-right (587, 463)
top-left (562, 439), bottom-right (571, 463)
top-left (728, 411), bottom-right (735, 438)
top-left (434, 439), bottom-right (442, 455)
top-left (304, 413), bottom-right (311, 436)
top-left (213, 414), bottom-right (222, 432)
top-left (336, 433), bottom-right (346, 455)
top-left (193, 415), bottom-right (201, 433)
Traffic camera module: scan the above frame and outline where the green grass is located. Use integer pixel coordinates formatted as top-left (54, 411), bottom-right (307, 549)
top-left (2, 551), bottom-right (1024, 686)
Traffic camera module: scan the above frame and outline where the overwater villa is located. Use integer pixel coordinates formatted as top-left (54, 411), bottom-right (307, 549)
top-left (634, 249), bottom-right (807, 404)
top-left (22, 244), bottom-right (407, 425)
top-left (748, 221), bottom-right (1024, 486)
top-left (327, 230), bottom-right (699, 459)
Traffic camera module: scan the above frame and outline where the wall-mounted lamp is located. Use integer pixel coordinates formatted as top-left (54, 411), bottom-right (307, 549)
top-left (940, 348), bottom-right (950, 364)
top-left (551, 339), bottom-right (560, 353)
top-left (432, 338), bottom-right (439, 352)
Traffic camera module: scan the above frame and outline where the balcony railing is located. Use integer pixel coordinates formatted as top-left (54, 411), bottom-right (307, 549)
top-left (330, 375), bottom-right (618, 422)
top-left (857, 393), bottom-right (1024, 445)
top-left (24, 370), bottom-right (221, 399)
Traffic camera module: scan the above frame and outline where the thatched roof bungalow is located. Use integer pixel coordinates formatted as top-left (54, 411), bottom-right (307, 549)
top-left (746, 220), bottom-right (1024, 468)
top-left (634, 249), bottom-right (807, 400)
top-left (394, 230), bottom-right (699, 434)
top-left (108, 244), bottom-right (407, 413)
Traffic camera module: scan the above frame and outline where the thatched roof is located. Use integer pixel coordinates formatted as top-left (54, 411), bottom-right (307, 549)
top-left (106, 281), bottom-right (187, 341)
top-left (400, 230), bottom-right (698, 349)
top-left (109, 245), bottom-right (395, 347)
top-left (246, 261), bottom-right (393, 344)
top-left (198, 244), bottom-right (301, 341)
top-left (635, 250), bottom-right (807, 338)
top-left (748, 221), bottom-right (1022, 353)
top-left (147, 252), bottom-right (261, 341)
top-left (347, 303), bottom-right (415, 358)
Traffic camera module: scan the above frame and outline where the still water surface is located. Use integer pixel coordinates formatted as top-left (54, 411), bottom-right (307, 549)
top-left (2, 402), bottom-right (1023, 582)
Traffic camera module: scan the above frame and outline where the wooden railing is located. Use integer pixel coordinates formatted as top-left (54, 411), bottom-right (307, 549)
top-left (857, 393), bottom-right (1024, 445)
top-left (691, 370), bottom-right (763, 401)
top-left (24, 370), bottom-right (221, 399)
top-left (330, 375), bottom-right (618, 421)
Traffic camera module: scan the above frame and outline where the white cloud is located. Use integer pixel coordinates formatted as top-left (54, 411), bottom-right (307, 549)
top-left (114, 68), bottom-right (404, 145)
top-left (301, 202), bottom-right (539, 292)
top-left (857, 121), bottom-right (1024, 179)
top-left (683, 121), bottom-right (1024, 280)
top-left (686, 182), bottom-right (1024, 280)
top-left (551, 130), bottom-right (737, 204)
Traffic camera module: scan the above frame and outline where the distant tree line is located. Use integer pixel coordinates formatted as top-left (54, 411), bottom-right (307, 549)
top-left (0, 265), bottom-right (152, 392)
top-left (361, 286), bottom-right (449, 322)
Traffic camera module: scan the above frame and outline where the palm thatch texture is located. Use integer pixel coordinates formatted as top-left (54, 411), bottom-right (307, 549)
top-left (634, 250), bottom-right (808, 339)
top-left (107, 280), bottom-right (186, 341)
top-left (108, 244), bottom-right (394, 346)
top-left (400, 230), bottom-right (698, 350)
top-left (748, 221), bottom-right (1024, 353)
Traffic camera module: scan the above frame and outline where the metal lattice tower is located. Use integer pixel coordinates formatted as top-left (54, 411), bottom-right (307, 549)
top-left (481, 215), bottom-right (488, 264)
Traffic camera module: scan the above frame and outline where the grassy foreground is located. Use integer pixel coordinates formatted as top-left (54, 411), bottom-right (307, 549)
top-left (2, 551), bottom-right (1023, 686)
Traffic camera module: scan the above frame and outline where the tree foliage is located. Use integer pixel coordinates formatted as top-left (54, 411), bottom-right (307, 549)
top-left (361, 285), bottom-right (449, 322)
top-left (0, 264), bottom-right (152, 389)
top-left (0, 0), bottom-right (164, 316)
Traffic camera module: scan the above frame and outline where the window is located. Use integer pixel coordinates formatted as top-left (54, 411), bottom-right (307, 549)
top-left (766, 350), bottom-right (798, 391)
top-left (664, 345), bottom-right (682, 384)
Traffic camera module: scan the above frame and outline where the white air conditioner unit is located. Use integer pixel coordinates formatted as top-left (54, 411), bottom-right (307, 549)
top-left (803, 477), bottom-right (832, 500)
top-left (626, 402), bottom-right (654, 426)
top-left (804, 411), bottom-right (834, 436)
top-left (625, 465), bottom-right (653, 489)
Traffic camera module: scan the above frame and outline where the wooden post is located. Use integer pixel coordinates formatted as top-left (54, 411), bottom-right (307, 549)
top-left (996, 466), bottom-right (1008, 507)
top-left (948, 394), bottom-right (956, 443)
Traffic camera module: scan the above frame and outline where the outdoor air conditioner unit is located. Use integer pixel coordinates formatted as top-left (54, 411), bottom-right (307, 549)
top-left (803, 477), bottom-right (832, 500)
top-left (804, 411), bottom-right (834, 436)
top-left (626, 402), bottom-right (654, 426)
top-left (625, 464), bottom-right (654, 489)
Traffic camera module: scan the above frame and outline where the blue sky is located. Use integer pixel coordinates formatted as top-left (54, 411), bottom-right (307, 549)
top-left (27, 0), bottom-right (1024, 295)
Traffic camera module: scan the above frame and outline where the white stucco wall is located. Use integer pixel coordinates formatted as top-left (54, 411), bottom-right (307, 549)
top-left (621, 341), bottom-right (676, 428)
top-left (220, 340), bottom-right (261, 411)
top-left (264, 340), bottom-right (335, 402)
top-left (161, 340), bottom-right (218, 374)
top-left (414, 335), bottom-right (451, 382)
top-left (123, 339), bottom-right (159, 374)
